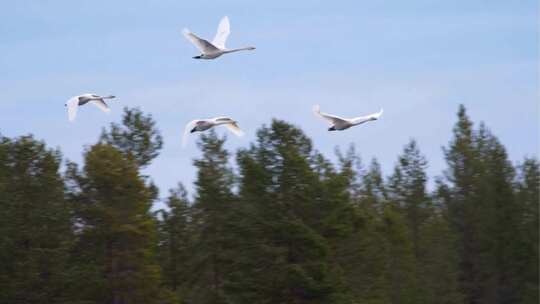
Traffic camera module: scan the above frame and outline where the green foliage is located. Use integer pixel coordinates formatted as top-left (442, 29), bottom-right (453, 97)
top-left (1, 105), bottom-right (537, 304)
top-left (386, 139), bottom-right (462, 304)
top-left (228, 120), bottom-right (354, 303)
top-left (515, 158), bottom-right (539, 304)
top-left (180, 131), bottom-right (238, 304)
top-left (99, 107), bottom-right (163, 168)
top-left (441, 105), bottom-right (530, 304)
top-left (388, 139), bottom-right (430, 257)
top-left (66, 143), bottom-right (164, 303)
top-left (418, 212), bottom-right (463, 304)
top-left (380, 205), bottom-right (417, 304)
top-left (0, 135), bottom-right (72, 304)
top-left (157, 183), bottom-right (192, 300)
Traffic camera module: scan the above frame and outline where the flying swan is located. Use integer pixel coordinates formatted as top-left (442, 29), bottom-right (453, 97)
top-left (183, 117), bottom-right (244, 146)
top-left (313, 105), bottom-right (383, 131)
top-left (65, 94), bottom-right (116, 122)
top-left (182, 16), bottom-right (255, 59)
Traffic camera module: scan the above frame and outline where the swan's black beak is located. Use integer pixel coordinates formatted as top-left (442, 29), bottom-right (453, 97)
top-left (328, 126), bottom-right (336, 131)
top-left (190, 128), bottom-right (197, 133)
top-left (193, 55), bottom-right (202, 59)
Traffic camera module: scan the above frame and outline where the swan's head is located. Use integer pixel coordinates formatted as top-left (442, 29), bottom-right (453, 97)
top-left (190, 127), bottom-right (197, 133)
top-left (193, 55), bottom-right (203, 59)
top-left (246, 47), bottom-right (256, 50)
top-left (370, 117), bottom-right (378, 121)
top-left (328, 126), bottom-right (336, 131)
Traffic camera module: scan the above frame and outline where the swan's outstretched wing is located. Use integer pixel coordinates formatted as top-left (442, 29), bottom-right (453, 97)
top-left (224, 122), bottom-right (244, 137)
top-left (66, 97), bottom-right (79, 122)
top-left (182, 120), bottom-right (198, 147)
top-left (212, 117), bottom-right (244, 137)
top-left (212, 16), bottom-right (230, 49)
top-left (312, 105), bottom-right (348, 125)
top-left (351, 108), bottom-right (384, 124)
top-left (372, 108), bottom-right (384, 119)
top-left (91, 99), bottom-right (111, 113)
top-left (214, 117), bottom-right (233, 122)
top-left (183, 29), bottom-right (219, 53)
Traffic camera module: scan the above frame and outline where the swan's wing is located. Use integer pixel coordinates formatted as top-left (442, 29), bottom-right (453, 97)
top-left (214, 116), bottom-right (232, 122)
top-left (351, 109), bottom-right (384, 124)
top-left (182, 120), bottom-right (198, 147)
top-left (372, 108), bottom-right (383, 119)
top-left (211, 117), bottom-right (244, 136)
top-left (212, 16), bottom-right (230, 49)
top-left (91, 99), bottom-right (111, 113)
top-left (182, 29), bottom-right (219, 53)
top-left (312, 105), bottom-right (348, 125)
top-left (224, 121), bottom-right (244, 137)
top-left (66, 97), bottom-right (79, 122)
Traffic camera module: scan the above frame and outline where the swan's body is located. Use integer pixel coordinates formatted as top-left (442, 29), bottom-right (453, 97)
top-left (183, 117), bottom-right (244, 146)
top-left (313, 105), bottom-right (383, 131)
top-left (183, 16), bottom-right (255, 60)
top-left (65, 94), bottom-right (116, 122)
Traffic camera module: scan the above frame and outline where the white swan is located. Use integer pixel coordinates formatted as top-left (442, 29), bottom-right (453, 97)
top-left (183, 16), bottom-right (255, 59)
top-left (65, 94), bottom-right (116, 122)
top-left (183, 117), bottom-right (244, 146)
top-left (313, 105), bottom-right (383, 131)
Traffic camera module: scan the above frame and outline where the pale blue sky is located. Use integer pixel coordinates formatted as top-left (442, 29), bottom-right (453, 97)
top-left (1, 1), bottom-right (538, 205)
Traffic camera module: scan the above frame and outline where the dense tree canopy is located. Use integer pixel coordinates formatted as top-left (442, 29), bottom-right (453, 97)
top-left (0, 105), bottom-right (537, 304)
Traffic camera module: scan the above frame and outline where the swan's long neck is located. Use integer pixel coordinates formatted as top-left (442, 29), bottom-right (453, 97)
top-left (352, 110), bottom-right (382, 125)
top-left (351, 118), bottom-right (370, 126)
top-left (223, 47), bottom-right (255, 54)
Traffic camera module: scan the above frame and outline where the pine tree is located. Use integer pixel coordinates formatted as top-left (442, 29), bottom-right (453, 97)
top-left (66, 108), bottom-right (166, 304)
top-left (66, 144), bottom-right (163, 303)
top-left (332, 152), bottom-right (387, 304)
top-left (232, 120), bottom-right (352, 303)
top-left (442, 105), bottom-right (525, 304)
top-left (99, 107), bottom-right (163, 168)
top-left (2, 106), bottom-right (536, 304)
top-left (0, 135), bottom-right (72, 304)
top-left (380, 205), bottom-right (417, 304)
top-left (387, 140), bottom-right (462, 304)
top-left (156, 183), bottom-right (192, 301)
top-left (186, 131), bottom-right (237, 304)
top-left (442, 105), bottom-right (483, 304)
top-left (348, 156), bottom-right (417, 304)
top-left (387, 139), bottom-right (430, 259)
top-left (387, 140), bottom-right (427, 304)
top-left (419, 187), bottom-right (463, 304)
top-left (338, 155), bottom-right (418, 304)
top-left (361, 158), bottom-right (388, 212)
top-left (476, 124), bottom-right (522, 304)
top-left (515, 158), bottom-right (539, 304)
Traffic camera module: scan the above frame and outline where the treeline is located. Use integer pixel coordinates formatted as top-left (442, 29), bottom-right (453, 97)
top-left (0, 105), bottom-right (537, 304)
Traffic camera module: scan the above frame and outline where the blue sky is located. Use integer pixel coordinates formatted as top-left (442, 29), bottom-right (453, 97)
top-left (1, 1), bottom-right (538, 205)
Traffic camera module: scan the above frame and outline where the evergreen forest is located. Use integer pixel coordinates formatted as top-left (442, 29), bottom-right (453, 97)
top-left (0, 105), bottom-right (537, 304)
